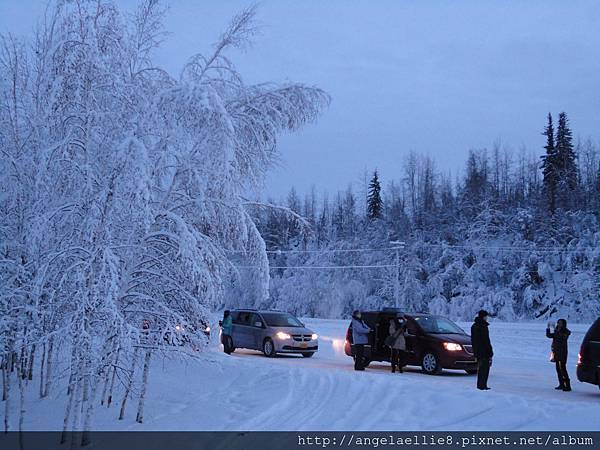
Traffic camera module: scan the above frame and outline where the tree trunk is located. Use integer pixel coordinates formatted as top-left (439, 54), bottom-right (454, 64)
top-left (106, 347), bottom-right (120, 407)
top-left (66, 344), bottom-right (77, 396)
top-left (39, 343), bottom-right (46, 398)
top-left (43, 337), bottom-right (54, 397)
top-left (69, 363), bottom-right (84, 450)
top-left (3, 356), bottom-right (10, 432)
top-left (61, 349), bottom-right (79, 444)
top-left (135, 350), bottom-right (152, 424)
top-left (118, 348), bottom-right (138, 420)
top-left (17, 363), bottom-right (26, 443)
top-left (2, 355), bottom-right (7, 401)
top-left (27, 344), bottom-right (35, 382)
top-left (99, 364), bottom-right (110, 407)
top-left (82, 337), bottom-right (92, 405)
top-left (18, 346), bottom-right (26, 379)
top-left (81, 367), bottom-right (100, 447)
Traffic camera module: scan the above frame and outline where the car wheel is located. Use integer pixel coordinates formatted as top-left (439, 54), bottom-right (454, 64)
top-left (302, 352), bottom-right (315, 358)
top-left (465, 369), bottom-right (478, 375)
top-left (263, 338), bottom-right (276, 357)
top-left (421, 352), bottom-right (442, 375)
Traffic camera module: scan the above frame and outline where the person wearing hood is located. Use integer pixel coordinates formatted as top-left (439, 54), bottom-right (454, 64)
top-left (220, 310), bottom-right (233, 354)
top-left (351, 310), bottom-right (372, 371)
top-left (471, 310), bottom-right (493, 390)
top-left (546, 319), bottom-right (572, 391)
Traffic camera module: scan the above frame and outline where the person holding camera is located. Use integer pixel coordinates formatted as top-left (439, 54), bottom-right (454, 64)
top-left (546, 319), bottom-right (571, 391)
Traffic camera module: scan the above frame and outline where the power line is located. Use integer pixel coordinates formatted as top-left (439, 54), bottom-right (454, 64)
top-left (228, 243), bottom-right (597, 255)
top-left (238, 264), bottom-right (397, 269)
top-left (227, 247), bottom-right (396, 254)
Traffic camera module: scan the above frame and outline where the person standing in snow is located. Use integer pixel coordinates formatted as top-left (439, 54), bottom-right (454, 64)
top-left (546, 319), bottom-right (572, 391)
top-left (388, 317), bottom-right (407, 373)
top-left (351, 310), bottom-right (372, 371)
top-left (471, 310), bottom-right (493, 390)
top-left (221, 310), bottom-right (233, 354)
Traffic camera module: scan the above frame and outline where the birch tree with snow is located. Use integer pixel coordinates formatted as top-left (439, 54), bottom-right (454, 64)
top-left (0, 0), bottom-right (329, 443)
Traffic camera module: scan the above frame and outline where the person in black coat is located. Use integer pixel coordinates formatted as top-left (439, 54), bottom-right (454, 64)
top-left (546, 318), bottom-right (571, 391)
top-left (471, 310), bottom-right (493, 390)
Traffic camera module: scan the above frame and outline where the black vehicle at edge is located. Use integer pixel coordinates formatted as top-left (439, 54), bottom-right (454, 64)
top-left (344, 309), bottom-right (477, 375)
top-left (577, 317), bottom-right (600, 389)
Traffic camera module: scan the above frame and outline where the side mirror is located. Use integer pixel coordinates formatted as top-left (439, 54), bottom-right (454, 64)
top-left (254, 321), bottom-right (263, 328)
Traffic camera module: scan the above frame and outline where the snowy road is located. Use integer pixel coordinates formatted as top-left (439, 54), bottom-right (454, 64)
top-left (15, 320), bottom-right (600, 431)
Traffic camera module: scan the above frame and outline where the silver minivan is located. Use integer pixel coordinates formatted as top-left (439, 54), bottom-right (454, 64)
top-left (229, 309), bottom-right (319, 357)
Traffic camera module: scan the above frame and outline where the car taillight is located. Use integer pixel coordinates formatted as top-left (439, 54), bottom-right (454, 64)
top-left (578, 343), bottom-right (586, 365)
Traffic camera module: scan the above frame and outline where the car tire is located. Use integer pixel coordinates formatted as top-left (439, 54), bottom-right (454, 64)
top-left (263, 338), bottom-right (276, 357)
top-left (302, 352), bottom-right (315, 358)
top-left (465, 369), bottom-right (478, 375)
top-left (421, 352), bottom-right (442, 375)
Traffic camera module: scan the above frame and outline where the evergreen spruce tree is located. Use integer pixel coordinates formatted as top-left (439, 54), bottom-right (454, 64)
top-left (540, 113), bottom-right (558, 213)
top-left (367, 170), bottom-right (383, 220)
top-left (555, 112), bottom-right (577, 209)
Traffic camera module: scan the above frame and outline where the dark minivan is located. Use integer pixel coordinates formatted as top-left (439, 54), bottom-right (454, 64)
top-left (577, 318), bottom-right (600, 389)
top-left (344, 309), bottom-right (477, 374)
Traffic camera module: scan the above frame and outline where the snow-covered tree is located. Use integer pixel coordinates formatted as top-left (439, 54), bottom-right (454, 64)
top-left (0, 0), bottom-right (329, 441)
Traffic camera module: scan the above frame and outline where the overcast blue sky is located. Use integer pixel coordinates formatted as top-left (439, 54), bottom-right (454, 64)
top-left (1, 1), bottom-right (599, 197)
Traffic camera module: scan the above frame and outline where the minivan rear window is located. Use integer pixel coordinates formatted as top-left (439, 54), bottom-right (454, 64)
top-left (261, 313), bottom-right (303, 327)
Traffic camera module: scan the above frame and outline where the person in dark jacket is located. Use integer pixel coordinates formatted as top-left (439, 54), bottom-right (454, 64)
top-left (351, 310), bottom-right (372, 371)
top-left (546, 319), bottom-right (571, 391)
top-left (221, 310), bottom-right (233, 354)
top-left (471, 310), bottom-right (493, 390)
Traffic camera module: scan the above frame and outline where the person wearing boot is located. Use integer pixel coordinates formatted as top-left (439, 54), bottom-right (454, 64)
top-left (351, 310), bottom-right (372, 371)
top-left (546, 319), bottom-right (572, 391)
top-left (471, 310), bottom-right (493, 390)
top-left (388, 317), bottom-right (407, 373)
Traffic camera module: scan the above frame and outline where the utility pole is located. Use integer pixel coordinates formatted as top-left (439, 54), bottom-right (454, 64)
top-left (389, 241), bottom-right (405, 309)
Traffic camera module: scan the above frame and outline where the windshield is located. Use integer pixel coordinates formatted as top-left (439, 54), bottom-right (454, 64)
top-left (261, 313), bottom-right (303, 328)
top-left (414, 316), bottom-right (465, 334)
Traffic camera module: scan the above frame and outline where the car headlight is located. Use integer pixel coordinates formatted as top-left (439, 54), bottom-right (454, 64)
top-left (276, 331), bottom-right (291, 340)
top-left (443, 342), bottom-right (462, 351)
top-left (204, 326), bottom-right (211, 333)
top-left (175, 325), bottom-right (184, 332)
top-left (311, 333), bottom-right (318, 340)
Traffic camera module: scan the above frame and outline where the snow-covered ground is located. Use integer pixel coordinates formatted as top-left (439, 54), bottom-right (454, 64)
top-left (11, 319), bottom-right (600, 431)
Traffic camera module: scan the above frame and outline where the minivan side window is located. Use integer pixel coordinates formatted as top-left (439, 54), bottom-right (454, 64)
top-left (406, 320), bottom-right (418, 335)
top-left (251, 313), bottom-right (264, 328)
top-left (234, 311), bottom-right (252, 326)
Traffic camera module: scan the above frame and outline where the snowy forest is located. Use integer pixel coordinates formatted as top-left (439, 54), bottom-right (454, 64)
top-left (249, 114), bottom-right (600, 323)
top-left (0, 0), bottom-right (328, 439)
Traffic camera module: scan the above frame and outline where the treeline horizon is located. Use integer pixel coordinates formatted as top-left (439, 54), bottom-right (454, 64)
top-left (242, 112), bottom-right (600, 322)
top-left (262, 111), bottom-right (599, 245)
